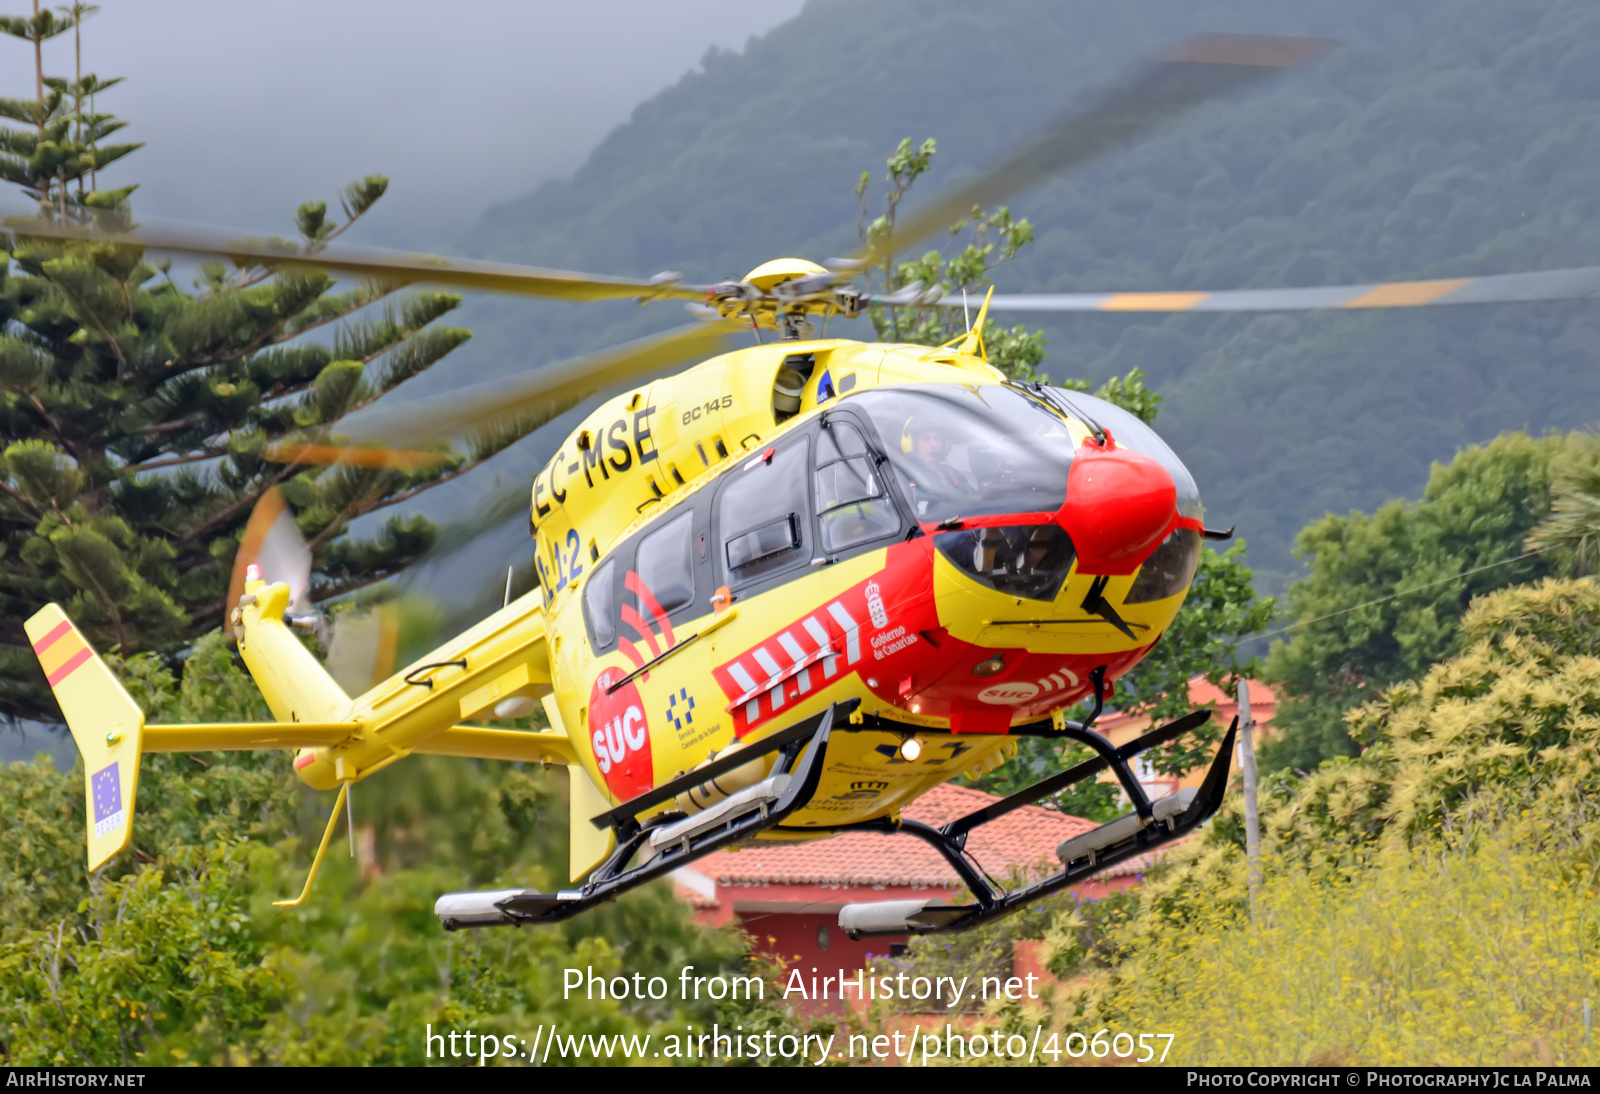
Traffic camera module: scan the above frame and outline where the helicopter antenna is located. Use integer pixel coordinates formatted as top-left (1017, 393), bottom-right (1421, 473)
top-left (346, 781), bottom-right (355, 857)
top-left (504, 566), bottom-right (514, 609)
top-left (957, 286), bottom-right (995, 359)
top-left (963, 287), bottom-right (970, 331)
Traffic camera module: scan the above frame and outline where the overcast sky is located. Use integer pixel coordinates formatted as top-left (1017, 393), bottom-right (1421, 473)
top-left (1, 0), bottom-right (807, 249)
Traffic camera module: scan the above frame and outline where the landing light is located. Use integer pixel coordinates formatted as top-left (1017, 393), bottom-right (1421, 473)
top-left (899, 736), bottom-right (923, 762)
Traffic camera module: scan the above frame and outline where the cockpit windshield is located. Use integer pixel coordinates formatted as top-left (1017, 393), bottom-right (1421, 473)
top-left (847, 385), bottom-right (1078, 523)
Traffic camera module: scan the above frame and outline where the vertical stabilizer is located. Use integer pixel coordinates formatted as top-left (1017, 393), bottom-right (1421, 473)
top-left (24, 605), bottom-right (145, 870)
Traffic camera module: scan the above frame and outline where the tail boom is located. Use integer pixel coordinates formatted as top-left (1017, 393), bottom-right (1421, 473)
top-left (28, 583), bottom-right (559, 875)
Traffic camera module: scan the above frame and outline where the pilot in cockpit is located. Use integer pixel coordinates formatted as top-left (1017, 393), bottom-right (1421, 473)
top-left (899, 415), bottom-right (982, 518)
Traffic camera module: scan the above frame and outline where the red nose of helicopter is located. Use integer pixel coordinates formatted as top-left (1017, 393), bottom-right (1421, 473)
top-left (1062, 436), bottom-right (1179, 573)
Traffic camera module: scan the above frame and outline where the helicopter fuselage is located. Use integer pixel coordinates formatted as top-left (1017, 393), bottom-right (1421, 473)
top-left (527, 337), bottom-right (1205, 873)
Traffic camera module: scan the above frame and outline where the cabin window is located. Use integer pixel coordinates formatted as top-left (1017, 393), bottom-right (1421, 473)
top-left (582, 558), bottom-right (616, 647)
top-left (717, 440), bottom-right (810, 587)
top-left (814, 420), bottom-right (899, 553)
top-left (634, 509), bottom-right (696, 615)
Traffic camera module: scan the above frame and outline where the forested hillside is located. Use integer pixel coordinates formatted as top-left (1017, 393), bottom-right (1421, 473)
top-left (435, 0), bottom-right (1600, 592)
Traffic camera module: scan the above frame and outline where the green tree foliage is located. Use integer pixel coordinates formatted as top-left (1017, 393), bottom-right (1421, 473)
top-left (0, 4), bottom-right (137, 217)
top-left (1525, 432), bottom-right (1600, 574)
top-left (0, 638), bottom-right (801, 1066)
top-left (1261, 433), bottom-right (1598, 771)
top-left (852, 137), bottom-right (1163, 417)
top-left (0, 19), bottom-right (500, 722)
top-left (1275, 577), bottom-right (1600, 856)
top-left (1073, 822), bottom-right (1598, 1065)
top-left (854, 137), bottom-right (1044, 380)
top-left (1027, 578), bottom-right (1600, 1064)
top-left (1129, 576), bottom-right (1600, 940)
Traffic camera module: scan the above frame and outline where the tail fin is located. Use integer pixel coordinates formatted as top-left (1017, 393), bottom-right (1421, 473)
top-left (24, 605), bottom-right (145, 871)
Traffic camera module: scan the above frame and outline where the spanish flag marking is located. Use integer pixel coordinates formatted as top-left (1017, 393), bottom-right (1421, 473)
top-left (32, 620), bottom-right (93, 687)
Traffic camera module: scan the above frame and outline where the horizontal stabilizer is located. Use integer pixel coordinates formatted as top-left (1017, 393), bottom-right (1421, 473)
top-left (143, 722), bottom-right (353, 751)
top-left (411, 725), bottom-right (576, 766)
top-left (25, 603), bottom-right (371, 871)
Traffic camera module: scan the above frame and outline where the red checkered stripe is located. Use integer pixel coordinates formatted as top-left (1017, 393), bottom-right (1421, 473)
top-left (714, 586), bottom-right (867, 736)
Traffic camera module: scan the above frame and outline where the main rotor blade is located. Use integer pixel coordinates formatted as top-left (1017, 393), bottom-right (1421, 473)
top-left (5, 219), bottom-right (709, 303)
top-left (904, 266), bottom-right (1600, 313)
top-left (326, 476), bottom-right (537, 692)
top-left (862, 33), bottom-right (1330, 266)
top-left (345, 320), bottom-right (741, 450)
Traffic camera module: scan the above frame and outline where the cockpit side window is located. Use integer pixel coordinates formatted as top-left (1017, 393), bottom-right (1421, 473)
top-left (634, 509), bottom-right (696, 617)
top-left (814, 419), bottom-right (900, 554)
top-left (715, 438), bottom-right (811, 589)
top-left (582, 558), bottom-right (617, 649)
top-left (849, 385), bottom-right (1076, 523)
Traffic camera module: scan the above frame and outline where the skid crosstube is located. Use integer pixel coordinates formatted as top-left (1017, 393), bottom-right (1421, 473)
top-left (436, 689), bottom-right (1233, 933)
top-left (830, 710), bottom-right (1238, 939)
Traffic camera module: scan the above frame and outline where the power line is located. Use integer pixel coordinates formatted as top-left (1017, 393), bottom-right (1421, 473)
top-left (1252, 549), bottom-right (1544, 644)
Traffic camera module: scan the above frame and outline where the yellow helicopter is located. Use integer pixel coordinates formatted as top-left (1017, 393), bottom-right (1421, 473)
top-left (21, 33), bottom-right (1600, 937)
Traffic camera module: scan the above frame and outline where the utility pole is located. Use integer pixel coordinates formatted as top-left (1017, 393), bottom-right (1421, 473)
top-left (1237, 678), bottom-right (1262, 921)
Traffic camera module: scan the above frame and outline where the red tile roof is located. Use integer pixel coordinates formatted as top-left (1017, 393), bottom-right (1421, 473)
top-left (695, 782), bottom-right (1101, 888)
top-left (675, 883), bottom-right (721, 909)
top-left (1097, 674), bottom-right (1276, 733)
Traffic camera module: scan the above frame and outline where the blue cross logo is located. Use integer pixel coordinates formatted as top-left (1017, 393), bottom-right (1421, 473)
top-left (666, 688), bottom-right (695, 731)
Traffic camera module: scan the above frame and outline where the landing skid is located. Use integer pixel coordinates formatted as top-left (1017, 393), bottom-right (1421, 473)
top-left (434, 694), bottom-right (1235, 933)
top-left (832, 711), bottom-right (1237, 937)
top-left (435, 700), bottom-right (857, 929)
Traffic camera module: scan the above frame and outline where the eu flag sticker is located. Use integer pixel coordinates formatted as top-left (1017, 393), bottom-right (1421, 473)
top-left (92, 761), bottom-right (125, 839)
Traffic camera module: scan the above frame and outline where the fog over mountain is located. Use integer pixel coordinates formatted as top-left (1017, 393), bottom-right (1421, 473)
top-left (0, 0), bottom-right (805, 248)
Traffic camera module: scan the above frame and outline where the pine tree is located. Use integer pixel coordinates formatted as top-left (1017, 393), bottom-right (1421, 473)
top-left (0, 9), bottom-right (499, 721)
top-left (0, 4), bottom-right (137, 217)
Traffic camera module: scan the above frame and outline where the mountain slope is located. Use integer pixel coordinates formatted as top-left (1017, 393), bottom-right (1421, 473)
top-left (432, 0), bottom-right (1600, 592)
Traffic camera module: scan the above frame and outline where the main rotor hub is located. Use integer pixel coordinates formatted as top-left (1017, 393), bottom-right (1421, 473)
top-left (704, 257), bottom-right (864, 339)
